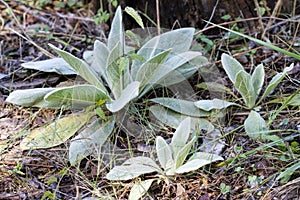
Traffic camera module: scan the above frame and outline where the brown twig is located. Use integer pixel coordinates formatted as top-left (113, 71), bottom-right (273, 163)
top-left (196, 16), bottom-right (289, 35)
top-left (203, 0), bottom-right (220, 29)
top-left (261, 0), bottom-right (283, 39)
top-left (253, 0), bottom-right (268, 41)
top-left (156, 0), bottom-right (160, 35)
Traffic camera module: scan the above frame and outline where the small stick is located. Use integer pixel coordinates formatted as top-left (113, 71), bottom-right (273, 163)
top-left (253, 0), bottom-right (267, 41)
top-left (261, 0), bottom-right (283, 39)
top-left (156, 0), bottom-right (160, 35)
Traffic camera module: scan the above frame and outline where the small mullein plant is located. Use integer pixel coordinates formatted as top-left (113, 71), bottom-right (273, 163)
top-left (106, 117), bottom-right (223, 200)
top-left (195, 53), bottom-right (293, 140)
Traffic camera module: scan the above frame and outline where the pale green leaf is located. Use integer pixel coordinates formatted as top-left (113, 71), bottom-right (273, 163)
top-left (124, 7), bottom-right (144, 29)
top-left (91, 40), bottom-right (109, 81)
top-left (83, 50), bottom-right (93, 64)
top-left (49, 44), bottom-right (107, 93)
top-left (21, 58), bottom-right (76, 75)
top-left (244, 111), bottom-right (268, 139)
top-left (123, 156), bottom-right (161, 169)
top-left (44, 85), bottom-right (109, 108)
top-left (251, 64), bottom-right (265, 96)
top-left (276, 161), bottom-right (300, 181)
top-left (170, 117), bottom-right (191, 156)
top-left (107, 42), bottom-right (123, 68)
top-left (260, 64), bottom-right (294, 101)
top-left (6, 88), bottom-right (61, 108)
top-left (149, 105), bottom-right (214, 133)
top-left (106, 43), bottom-right (129, 98)
top-left (188, 152), bottom-right (224, 162)
top-left (106, 165), bottom-right (158, 181)
top-left (156, 136), bottom-right (174, 170)
top-left (129, 179), bottom-right (154, 200)
top-left (125, 30), bottom-right (141, 48)
top-left (20, 112), bottom-right (93, 150)
top-left (140, 51), bottom-right (208, 95)
top-left (194, 98), bottom-right (238, 111)
top-left (106, 81), bottom-right (140, 112)
top-left (69, 118), bottom-right (115, 165)
top-left (156, 53), bottom-right (209, 87)
top-left (174, 136), bottom-right (196, 171)
top-left (196, 82), bottom-right (231, 93)
top-left (131, 28), bottom-right (195, 77)
top-left (235, 70), bottom-right (256, 108)
top-left (107, 6), bottom-right (124, 51)
top-left (106, 156), bottom-right (160, 180)
top-left (106, 42), bottom-right (123, 98)
top-left (176, 152), bottom-right (223, 174)
top-left (150, 98), bottom-right (210, 117)
top-left (135, 49), bottom-right (171, 89)
top-left (221, 53), bottom-right (245, 84)
top-left (284, 93), bottom-right (300, 106)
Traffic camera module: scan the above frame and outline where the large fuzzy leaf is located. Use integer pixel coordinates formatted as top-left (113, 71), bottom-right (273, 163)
top-left (21, 58), bottom-right (76, 75)
top-left (44, 85), bottom-right (109, 108)
top-left (172, 136), bottom-right (196, 174)
top-left (170, 117), bottom-right (191, 156)
top-left (106, 156), bottom-right (160, 180)
top-left (141, 51), bottom-right (208, 95)
top-left (69, 118), bottom-right (115, 165)
top-left (149, 105), bottom-right (214, 133)
top-left (107, 6), bottom-right (124, 51)
top-left (135, 49), bottom-right (171, 89)
top-left (221, 53), bottom-right (244, 84)
top-left (6, 88), bottom-right (61, 108)
top-left (176, 152), bottom-right (223, 174)
top-left (251, 64), bottom-right (265, 96)
top-left (91, 40), bottom-right (109, 81)
top-left (106, 81), bottom-right (140, 112)
top-left (156, 53), bottom-right (209, 87)
top-left (131, 28), bottom-right (195, 77)
top-left (150, 98), bottom-right (210, 117)
top-left (20, 112), bottom-right (93, 150)
top-left (49, 44), bottom-right (107, 93)
top-left (107, 57), bottom-right (130, 98)
top-left (129, 179), bottom-right (154, 200)
top-left (260, 64), bottom-right (294, 102)
top-left (244, 111), bottom-right (268, 139)
top-left (156, 136), bottom-right (174, 170)
top-left (194, 98), bottom-right (238, 111)
top-left (234, 70), bottom-right (256, 108)
top-left (106, 42), bottom-right (126, 98)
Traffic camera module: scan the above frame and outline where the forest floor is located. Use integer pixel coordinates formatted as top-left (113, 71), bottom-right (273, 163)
top-left (0, 1), bottom-right (300, 200)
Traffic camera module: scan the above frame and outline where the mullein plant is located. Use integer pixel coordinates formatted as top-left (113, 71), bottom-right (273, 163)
top-left (106, 118), bottom-right (223, 200)
top-left (194, 53), bottom-right (293, 140)
top-left (6, 6), bottom-right (210, 165)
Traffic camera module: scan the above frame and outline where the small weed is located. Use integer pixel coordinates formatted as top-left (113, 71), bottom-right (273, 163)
top-left (220, 183), bottom-right (231, 194)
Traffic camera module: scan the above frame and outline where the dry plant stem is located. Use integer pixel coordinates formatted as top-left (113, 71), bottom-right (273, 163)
top-left (265, 15), bottom-right (300, 32)
top-left (156, 0), bottom-right (160, 35)
top-left (253, 0), bottom-right (268, 42)
top-left (261, 0), bottom-right (283, 39)
top-left (292, 0), bottom-right (297, 17)
top-left (196, 16), bottom-right (290, 35)
top-left (203, 0), bottom-right (220, 29)
top-left (0, 0), bottom-right (55, 58)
